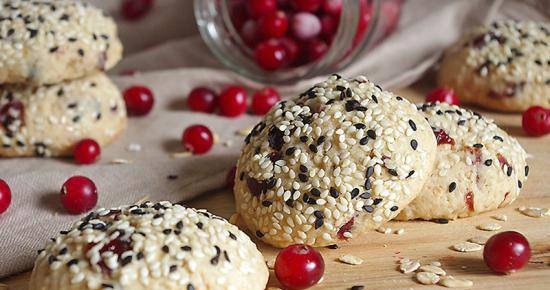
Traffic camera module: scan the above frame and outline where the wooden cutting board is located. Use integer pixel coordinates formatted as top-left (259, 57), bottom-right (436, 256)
top-left (2, 84), bottom-right (550, 290)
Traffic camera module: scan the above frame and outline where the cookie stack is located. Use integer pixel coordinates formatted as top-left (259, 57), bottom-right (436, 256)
top-left (233, 74), bottom-right (529, 248)
top-left (0, 0), bottom-right (125, 157)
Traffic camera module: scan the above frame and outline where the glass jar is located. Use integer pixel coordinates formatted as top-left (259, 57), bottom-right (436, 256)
top-left (194, 0), bottom-right (402, 84)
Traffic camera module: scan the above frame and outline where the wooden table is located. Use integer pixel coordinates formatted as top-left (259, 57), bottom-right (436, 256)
top-left (2, 82), bottom-right (549, 290)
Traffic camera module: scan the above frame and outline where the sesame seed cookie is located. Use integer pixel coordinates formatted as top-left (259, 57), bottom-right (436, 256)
top-left (234, 75), bottom-right (437, 248)
top-left (0, 0), bottom-right (123, 85)
top-left (30, 201), bottom-right (269, 290)
top-left (0, 73), bottom-right (126, 157)
top-left (397, 102), bottom-right (528, 221)
top-left (438, 20), bottom-right (549, 113)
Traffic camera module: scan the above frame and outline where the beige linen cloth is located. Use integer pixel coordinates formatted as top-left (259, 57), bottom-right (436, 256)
top-left (0, 0), bottom-right (547, 278)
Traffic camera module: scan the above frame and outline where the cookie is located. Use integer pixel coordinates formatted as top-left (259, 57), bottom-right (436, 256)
top-left (0, 0), bottom-right (123, 85)
top-left (0, 73), bottom-right (126, 157)
top-left (233, 75), bottom-right (437, 248)
top-left (29, 201), bottom-right (269, 290)
top-left (438, 20), bottom-right (550, 113)
top-left (397, 102), bottom-right (528, 221)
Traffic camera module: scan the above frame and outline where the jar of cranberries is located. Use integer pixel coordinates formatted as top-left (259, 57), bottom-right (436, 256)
top-left (194, 0), bottom-right (402, 84)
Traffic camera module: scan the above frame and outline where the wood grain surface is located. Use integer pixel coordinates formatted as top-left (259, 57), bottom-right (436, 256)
top-left (2, 84), bottom-right (549, 290)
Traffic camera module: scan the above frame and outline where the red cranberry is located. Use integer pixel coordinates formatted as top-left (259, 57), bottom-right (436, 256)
top-left (254, 39), bottom-right (288, 71)
top-left (182, 125), bottom-right (214, 154)
top-left (320, 14), bottom-right (339, 40)
top-left (187, 87), bottom-right (218, 113)
top-left (258, 11), bottom-right (289, 39)
top-left (303, 38), bottom-right (328, 62)
top-left (247, 0), bottom-right (277, 18)
top-left (291, 12), bottom-right (322, 40)
top-left (323, 0), bottom-right (343, 15)
top-left (230, 2), bottom-right (248, 31)
top-left (219, 86), bottom-right (248, 117)
top-left (275, 244), bottom-right (325, 290)
top-left (252, 87), bottom-right (281, 115)
top-left (0, 179), bottom-right (12, 215)
top-left (121, 0), bottom-right (154, 21)
top-left (522, 106), bottom-right (550, 137)
top-left (73, 139), bottom-right (101, 165)
top-left (291, 0), bottom-right (322, 12)
top-left (380, 0), bottom-right (402, 35)
top-left (241, 20), bottom-right (259, 47)
top-left (353, 0), bottom-right (374, 45)
top-left (226, 166), bottom-right (237, 190)
top-left (484, 231), bottom-right (531, 274)
top-left (60, 176), bottom-right (98, 215)
top-left (425, 87), bottom-right (460, 105)
top-left (123, 85), bottom-right (155, 116)
top-left (280, 37), bottom-right (300, 65)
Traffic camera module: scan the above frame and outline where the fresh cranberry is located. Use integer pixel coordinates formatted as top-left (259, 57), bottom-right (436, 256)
top-left (522, 106), bottom-right (550, 137)
top-left (433, 128), bottom-right (455, 146)
top-left (275, 244), bottom-right (325, 289)
top-left (226, 166), bottom-right (237, 189)
top-left (123, 85), bottom-right (155, 116)
top-left (60, 176), bottom-right (98, 215)
top-left (426, 87), bottom-right (460, 105)
top-left (182, 125), bottom-right (214, 154)
top-left (320, 14), bottom-right (339, 40)
top-left (0, 179), bottom-right (11, 215)
top-left (252, 87), bottom-right (281, 115)
top-left (187, 87), bottom-right (218, 113)
top-left (230, 2), bottom-right (248, 31)
top-left (219, 86), bottom-right (248, 117)
top-left (258, 11), bottom-right (289, 39)
top-left (291, 12), bottom-right (321, 40)
top-left (73, 139), bottom-right (101, 165)
top-left (121, 0), bottom-right (154, 21)
top-left (323, 0), bottom-right (343, 15)
top-left (254, 39), bottom-right (288, 71)
top-left (291, 0), bottom-right (322, 12)
top-left (484, 231), bottom-right (531, 274)
top-left (241, 20), bottom-right (259, 47)
top-left (380, 0), bottom-right (402, 35)
top-left (280, 37), bottom-right (300, 65)
top-left (247, 0), bottom-right (277, 18)
top-left (303, 38), bottom-right (328, 62)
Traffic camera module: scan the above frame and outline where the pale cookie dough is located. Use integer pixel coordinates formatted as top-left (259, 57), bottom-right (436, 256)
top-left (234, 75), bottom-right (437, 248)
top-left (438, 20), bottom-right (550, 113)
top-left (0, 0), bottom-right (123, 85)
top-left (30, 201), bottom-right (269, 290)
top-left (397, 102), bottom-right (528, 221)
top-left (0, 73), bottom-right (126, 157)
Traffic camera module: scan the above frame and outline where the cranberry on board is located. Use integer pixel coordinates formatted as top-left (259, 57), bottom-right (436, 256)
top-left (291, 0), bottom-right (322, 12)
top-left (73, 139), bottom-right (101, 165)
top-left (123, 85), bottom-right (155, 116)
top-left (254, 39), bottom-right (288, 71)
top-left (258, 11), bottom-right (289, 39)
top-left (121, 0), bottom-right (154, 21)
top-left (252, 87), bottom-right (281, 115)
top-left (182, 125), bottom-right (214, 154)
top-left (187, 87), bottom-right (219, 113)
top-left (219, 86), bottom-right (248, 117)
top-left (425, 87), bottom-right (460, 105)
top-left (0, 179), bottom-right (12, 214)
top-left (483, 231), bottom-right (531, 274)
top-left (60, 176), bottom-right (98, 215)
top-left (275, 244), bottom-right (325, 289)
top-left (247, 0), bottom-right (278, 18)
top-left (522, 106), bottom-right (550, 137)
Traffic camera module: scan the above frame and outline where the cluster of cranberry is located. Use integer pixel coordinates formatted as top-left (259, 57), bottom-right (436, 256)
top-left (425, 87), bottom-right (550, 137)
top-left (231, 0), bottom-right (381, 71)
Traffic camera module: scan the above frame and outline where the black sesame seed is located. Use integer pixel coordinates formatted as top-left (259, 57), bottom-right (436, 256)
top-left (359, 137), bottom-right (369, 145)
top-left (59, 248), bottom-right (68, 255)
top-left (49, 46), bottom-right (59, 53)
top-left (364, 178), bottom-right (371, 190)
top-left (27, 28), bottom-right (38, 38)
top-left (66, 259), bottom-right (78, 267)
top-left (351, 285), bottom-right (365, 290)
top-left (298, 173), bottom-right (309, 182)
top-left (310, 188), bottom-right (321, 197)
top-left (329, 187), bottom-right (339, 198)
top-left (314, 210), bottom-right (324, 219)
top-left (102, 283), bottom-right (114, 289)
top-left (363, 205), bottom-right (374, 213)
top-left (345, 88), bottom-right (353, 98)
top-left (433, 218), bottom-right (449, 224)
top-left (406, 170), bottom-right (415, 178)
top-left (360, 192), bottom-right (371, 199)
top-left (121, 256), bottom-right (132, 266)
top-left (350, 188), bottom-right (360, 199)
top-left (473, 143), bottom-right (483, 148)
top-left (317, 136), bottom-right (326, 145)
top-left (484, 159), bottom-right (493, 166)
top-left (169, 265), bottom-right (178, 272)
top-left (77, 48), bottom-right (84, 56)
top-left (408, 120), bottom-right (417, 131)
top-left (373, 198), bottom-right (383, 205)
top-left (518, 180), bottom-right (522, 188)
top-left (300, 165), bottom-right (308, 173)
top-left (507, 166), bottom-right (513, 176)
top-left (137, 252), bottom-right (145, 260)
top-left (354, 123), bottom-right (366, 130)
top-left (457, 120), bottom-right (466, 126)
top-left (262, 200), bottom-right (272, 207)
top-left (181, 246), bottom-right (192, 251)
top-left (286, 147), bottom-right (296, 155)
top-left (410, 139), bottom-right (418, 150)
top-left (256, 231), bottom-right (264, 238)
top-left (366, 166), bottom-right (374, 177)
top-left (308, 144), bottom-right (318, 153)
top-left (525, 165), bottom-right (529, 177)
top-left (493, 135), bottom-right (504, 142)
top-left (314, 218), bottom-right (324, 229)
top-left (162, 246), bottom-right (169, 253)
top-left (187, 284), bottom-right (195, 290)
top-left (388, 169), bottom-right (398, 176)
top-left (390, 206), bottom-right (399, 211)
top-left (336, 85), bottom-right (346, 91)
top-left (449, 182), bottom-right (457, 192)
top-left (327, 244), bottom-right (339, 249)
top-left (48, 255), bottom-right (57, 264)
top-left (285, 199), bottom-right (294, 207)
top-left (68, 102), bottom-right (79, 108)
top-left (300, 136), bottom-right (309, 142)
top-left (196, 222), bottom-right (203, 229)
top-left (367, 129), bottom-right (376, 139)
